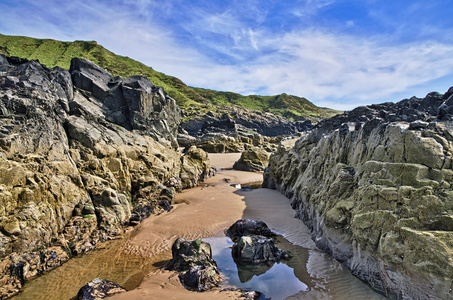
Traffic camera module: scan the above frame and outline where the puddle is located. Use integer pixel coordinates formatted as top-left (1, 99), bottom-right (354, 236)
top-left (204, 234), bottom-right (310, 300)
top-left (231, 181), bottom-right (263, 190)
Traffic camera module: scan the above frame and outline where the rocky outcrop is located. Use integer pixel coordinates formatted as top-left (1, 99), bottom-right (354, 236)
top-left (233, 147), bottom-right (270, 172)
top-left (226, 220), bottom-right (288, 264)
top-left (170, 238), bottom-right (221, 292)
top-left (179, 132), bottom-right (283, 154)
top-left (77, 277), bottom-right (126, 300)
top-left (0, 55), bottom-right (213, 298)
top-left (69, 58), bottom-right (180, 148)
top-left (179, 106), bottom-right (311, 153)
top-left (264, 87), bottom-right (453, 299)
top-left (226, 219), bottom-right (276, 242)
top-left (182, 106), bottom-right (312, 137)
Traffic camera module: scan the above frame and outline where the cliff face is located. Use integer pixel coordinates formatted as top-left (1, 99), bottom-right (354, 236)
top-left (0, 55), bottom-right (213, 298)
top-left (264, 88), bottom-right (453, 299)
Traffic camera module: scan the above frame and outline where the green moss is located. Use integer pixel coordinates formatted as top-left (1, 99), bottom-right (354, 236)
top-left (0, 33), bottom-right (341, 121)
top-left (82, 214), bottom-right (96, 219)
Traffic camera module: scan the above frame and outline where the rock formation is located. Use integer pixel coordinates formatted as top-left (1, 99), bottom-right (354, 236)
top-left (170, 238), bottom-right (221, 292)
top-left (181, 106), bottom-right (312, 137)
top-left (178, 106), bottom-right (311, 153)
top-left (264, 87), bottom-right (453, 299)
top-left (77, 277), bottom-right (126, 300)
top-left (226, 220), bottom-right (288, 264)
top-left (233, 147), bottom-right (270, 172)
top-left (0, 55), bottom-right (213, 298)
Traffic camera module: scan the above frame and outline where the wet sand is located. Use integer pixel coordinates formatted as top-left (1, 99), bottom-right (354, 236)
top-left (111, 154), bottom-right (260, 299)
top-left (14, 153), bottom-right (384, 299)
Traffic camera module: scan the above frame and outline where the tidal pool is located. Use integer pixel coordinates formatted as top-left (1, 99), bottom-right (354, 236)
top-left (205, 235), bottom-right (310, 300)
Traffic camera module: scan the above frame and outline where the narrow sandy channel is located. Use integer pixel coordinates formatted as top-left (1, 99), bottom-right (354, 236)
top-left (111, 153), bottom-right (255, 299)
top-left (14, 153), bottom-right (384, 299)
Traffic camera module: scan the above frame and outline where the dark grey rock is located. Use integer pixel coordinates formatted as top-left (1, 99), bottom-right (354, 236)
top-left (226, 219), bottom-right (276, 243)
top-left (232, 235), bottom-right (288, 264)
top-left (69, 58), bottom-right (180, 147)
top-left (77, 277), bottom-right (125, 300)
top-left (170, 238), bottom-right (221, 291)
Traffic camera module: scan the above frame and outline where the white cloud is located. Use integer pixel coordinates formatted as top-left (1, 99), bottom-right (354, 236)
top-left (1, 0), bottom-right (453, 111)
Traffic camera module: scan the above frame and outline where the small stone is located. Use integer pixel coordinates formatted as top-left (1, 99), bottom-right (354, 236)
top-left (77, 277), bottom-right (126, 300)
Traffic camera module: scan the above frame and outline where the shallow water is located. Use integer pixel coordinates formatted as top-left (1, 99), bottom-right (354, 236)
top-left (12, 153), bottom-right (386, 299)
top-left (234, 187), bottom-right (386, 300)
top-left (205, 235), bottom-right (310, 300)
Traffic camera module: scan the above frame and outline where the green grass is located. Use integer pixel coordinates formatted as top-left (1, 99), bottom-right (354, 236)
top-left (0, 34), bottom-right (341, 121)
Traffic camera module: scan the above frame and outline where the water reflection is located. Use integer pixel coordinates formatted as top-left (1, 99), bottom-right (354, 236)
top-left (204, 235), bottom-right (309, 300)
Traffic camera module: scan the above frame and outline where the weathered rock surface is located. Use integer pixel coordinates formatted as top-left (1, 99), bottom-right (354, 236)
top-left (226, 219), bottom-right (276, 243)
top-left (232, 235), bottom-right (287, 264)
top-left (0, 55), bottom-right (214, 298)
top-left (226, 219), bottom-right (287, 264)
top-left (264, 87), bottom-right (453, 299)
top-left (77, 277), bottom-right (126, 300)
top-left (233, 147), bottom-right (270, 172)
top-left (170, 238), bottom-right (221, 292)
top-left (179, 105), bottom-right (311, 153)
top-left (182, 106), bottom-right (312, 137)
top-left (178, 131), bottom-right (282, 154)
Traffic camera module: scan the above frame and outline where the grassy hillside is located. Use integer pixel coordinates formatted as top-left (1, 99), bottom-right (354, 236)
top-left (0, 34), bottom-right (340, 121)
top-left (194, 88), bottom-right (339, 120)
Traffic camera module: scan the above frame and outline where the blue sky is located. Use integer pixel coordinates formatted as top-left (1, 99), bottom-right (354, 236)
top-left (0, 0), bottom-right (452, 110)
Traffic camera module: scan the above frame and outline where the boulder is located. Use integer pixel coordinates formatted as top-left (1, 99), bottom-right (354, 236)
top-left (233, 147), bottom-right (270, 172)
top-left (232, 235), bottom-right (288, 264)
top-left (180, 146), bottom-right (216, 189)
top-left (170, 238), bottom-right (221, 291)
top-left (77, 277), bottom-right (125, 300)
top-left (226, 219), bottom-right (276, 243)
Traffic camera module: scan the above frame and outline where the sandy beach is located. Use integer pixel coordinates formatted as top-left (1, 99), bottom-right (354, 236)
top-left (15, 153), bottom-right (383, 300)
top-left (111, 153), bottom-right (261, 299)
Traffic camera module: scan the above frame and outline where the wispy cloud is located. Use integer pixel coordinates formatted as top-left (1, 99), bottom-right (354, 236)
top-left (0, 0), bottom-right (452, 111)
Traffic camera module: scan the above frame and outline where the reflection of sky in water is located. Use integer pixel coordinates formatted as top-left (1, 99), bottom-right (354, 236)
top-left (204, 236), bottom-right (308, 300)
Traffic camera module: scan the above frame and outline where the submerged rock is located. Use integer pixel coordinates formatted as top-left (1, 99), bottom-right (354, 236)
top-left (226, 219), bottom-right (288, 264)
top-left (232, 235), bottom-right (288, 264)
top-left (170, 238), bottom-right (221, 292)
top-left (77, 277), bottom-right (125, 300)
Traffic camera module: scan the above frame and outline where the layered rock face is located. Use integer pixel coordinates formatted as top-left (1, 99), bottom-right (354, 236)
top-left (264, 88), bottom-right (453, 299)
top-left (179, 105), bottom-right (311, 153)
top-left (182, 106), bottom-right (312, 137)
top-left (0, 55), bottom-right (213, 297)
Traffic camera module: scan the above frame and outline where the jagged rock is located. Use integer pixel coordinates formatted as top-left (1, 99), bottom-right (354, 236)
top-left (264, 87), bottom-right (453, 299)
top-left (69, 58), bottom-right (181, 148)
top-left (0, 55), bottom-right (215, 298)
top-left (180, 146), bottom-right (216, 189)
top-left (226, 219), bottom-right (276, 243)
top-left (77, 277), bottom-right (126, 300)
top-left (181, 106), bottom-right (312, 137)
top-left (0, 247), bottom-right (70, 298)
top-left (233, 147), bottom-right (270, 172)
top-left (170, 238), bottom-right (221, 292)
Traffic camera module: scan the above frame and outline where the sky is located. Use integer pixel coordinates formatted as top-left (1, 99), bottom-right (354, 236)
top-left (0, 0), bottom-right (452, 110)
